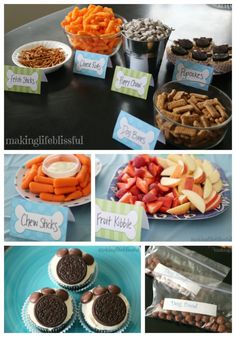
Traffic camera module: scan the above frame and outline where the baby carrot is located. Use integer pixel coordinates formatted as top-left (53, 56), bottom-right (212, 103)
top-left (54, 186), bottom-right (77, 195)
top-left (75, 154), bottom-right (91, 166)
top-left (29, 182), bottom-right (54, 194)
top-left (82, 183), bottom-right (91, 196)
top-left (34, 175), bottom-right (54, 185)
top-left (76, 165), bottom-right (88, 183)
top-left (80, 173), bottom-right (90, 188)
top-left (37, 165), bottom-right (45, 176)
top-left (40, 193), bottom-right (65, 202)
top-left (25, 156), bottom-right (47, 168)
top-left (53, 177), bottom-right (78, 188)
top-left (21, 165), bottom-right (38, 189)
top-left (64, 190), bottom-right (83, 202)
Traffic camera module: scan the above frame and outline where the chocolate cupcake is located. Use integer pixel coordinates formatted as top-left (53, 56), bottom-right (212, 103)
top-left (49, 248), bottom-right (97, 291)
top-left (79, 285), bottom-right (130, 332)
top-left (23, 288), bottom-right (75, 332)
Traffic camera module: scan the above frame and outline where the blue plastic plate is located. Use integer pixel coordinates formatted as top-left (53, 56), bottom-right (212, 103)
top-left (107, 163), bottom-right (230, 221)
top-left (4, 246), bottom-right (141, 333)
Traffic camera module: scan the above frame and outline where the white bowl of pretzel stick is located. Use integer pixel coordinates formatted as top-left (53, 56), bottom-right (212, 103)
top-left (12, 40), bottom-right (73, 74)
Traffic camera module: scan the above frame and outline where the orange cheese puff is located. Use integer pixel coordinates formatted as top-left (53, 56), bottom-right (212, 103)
top-left (21, 165), bottom-right (38, 189)
top-left (64, 190), bottom-right (83, 202)
top-left (76, 165), bottom-right (88, 183)
top-left (82, 183), bottom-right (91, 196)
top-left (80, 173), bottom-right (90, 188)
top-left (75, 154), bottom-right (91, 166)
top-left (40, 193), bottom-right (65, 202)
top-left (25, 156), bottom-right (47, 168)
top-left (29, 182), bottom-right (54, 194)
top-left (37, 165), bottom-right (45, 176)
top-left (54, 186), bottom-right (77, 195)
top-left (53, 177), bottom-right (78, 188)
top-left (34, 176), bottom-right (54, 185)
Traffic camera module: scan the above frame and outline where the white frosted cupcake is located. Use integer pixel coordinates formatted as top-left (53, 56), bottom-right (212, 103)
top-left (23, 287), bottom-right (75, 332)
top-left (49, 248), bottom-right (96, 291)
top-left (79, 285), bottom-right (130, 332)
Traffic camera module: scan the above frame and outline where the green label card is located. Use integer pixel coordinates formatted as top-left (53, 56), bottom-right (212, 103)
top-left (111, 66), bottom-right (151, 100)
top-left (95, 198), bottom-right (149, 241)
top-left (4, 65), bottom-right (42, 94)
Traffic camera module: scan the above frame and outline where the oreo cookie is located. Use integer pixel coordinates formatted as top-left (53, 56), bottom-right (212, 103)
top-left (92, 293), bottom-right (127, 326)
top-left (171, 45), bottom-right (188, 56)
top-left (194, 37), bottom-right (212, 48)
top-left (192, 50), bottom-right (208, 61)
top-left (34, 294), bottom-right (67, 328)
top-left (213, 45), bottom-right (229, 54)
top-left (177, 39), bottom-right (193, 50)
top-left (56, 254), bottom-right (87, 284)
top-left (213, 53), bottom-right (230, 62)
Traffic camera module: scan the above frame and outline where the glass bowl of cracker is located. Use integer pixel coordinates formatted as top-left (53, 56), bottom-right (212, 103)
top-left (153, 81), bottom-right (231, 149)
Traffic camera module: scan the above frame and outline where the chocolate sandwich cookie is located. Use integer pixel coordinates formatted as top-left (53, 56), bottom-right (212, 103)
top-left (213, 53), bottom-right (230, 62)
top-left (171, 45), bottom-right (188, 56)
top-left (93, 293), bottom-right (127, 326)
top-left (192, 50), bottom-right (208, 61)
top-left (34, 294), bottom-right (67, 328)
top-left (194, 37), bottom-right (212, 48)
top-left (213, 44), bottom-right (229, 54)
top-left (176, 39), bottom-right (193, 50)
top-left (57, 254), bottom-right (87, 284)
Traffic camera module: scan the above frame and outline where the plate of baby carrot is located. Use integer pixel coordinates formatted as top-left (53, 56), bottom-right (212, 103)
top-left (14, 154), bottom-right (91, 207)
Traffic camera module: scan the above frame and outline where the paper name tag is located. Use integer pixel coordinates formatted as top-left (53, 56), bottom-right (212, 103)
top-left (95, 198), bottom-right (149, 241)
top-left (163, 298), bottom-right (217, 316)
top-left (111, 66), bottom-right (151, 99)
top-left (4, 65), bottom-right (42, 94)
top-left (154, 263), bottom-right (201, 295)
top-left (172, 60), bottom-right (214, 90)
top-left (9, 197), bottom-right (68, 241)
top-left (113, 110), bottom-right (159, 150)
top-left (73, 50), bottom-right (109, 79)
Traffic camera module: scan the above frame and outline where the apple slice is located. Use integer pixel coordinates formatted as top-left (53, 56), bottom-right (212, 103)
top-left (203, 178), bottom-right (213, 199)
top-left (157, 157), bottom-right (176, 169)
top-left (205, 191), bottom-right (218, 209)
top-left (209, 169), bottom-right (220, 184)
top-left (206, 194), bottom-right (222, 212)
top-left (170, 160), bottom-right (185, 178)
top-left (184, 177), bottom-right (194, 190)
top-left (167, 202), bottom-right (191, 215)
top-left (161, 165), bottom-right (176, 176)
top-left (182, 154), bottom-right (196, 172)
top-left (182, 189), bottom-right (206, 213)
top-left (160, 177), bottom-right (181, 187)
top-left (191, 155), bottom-right (202, 168)
top-left (213, 179), bottom-right (223, 193)
top-left (192, 184), bottom-right (203, 197)
top-left (202, 160), bottom-right (214, 177)
top-left (193, 166), bottom-right (205, 184)
top-left (205, 190), bottom-right (217, 204)
top-left (178, 195), bottom-right (189, 204)
top-left (167, 154), bottom-right (183, 163)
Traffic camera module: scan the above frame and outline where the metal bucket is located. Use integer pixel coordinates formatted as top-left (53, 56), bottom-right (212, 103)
top-left (122, 33), bottom-right (171, 83)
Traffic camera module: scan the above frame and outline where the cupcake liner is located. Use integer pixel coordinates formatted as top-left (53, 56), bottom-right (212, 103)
top-left (78, 302), bottom-right (131, 333)
top-left (48, 262), bottom-right (98, 293)
top-left (21, 295), bottom-right (77, 333)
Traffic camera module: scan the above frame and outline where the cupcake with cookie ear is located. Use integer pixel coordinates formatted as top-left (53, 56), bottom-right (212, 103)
top-left (79, 284), bottom-right (130, 332)
top-left (22, 287), bottom-right (76, 332)
top-left (49, 248), bottom-right (97, 291)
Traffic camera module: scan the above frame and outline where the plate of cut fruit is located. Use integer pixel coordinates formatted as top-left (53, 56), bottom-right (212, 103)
top-left (15, 154), bottom-right (91, 207)
top-left (107, 154), bottom-right (230, 220)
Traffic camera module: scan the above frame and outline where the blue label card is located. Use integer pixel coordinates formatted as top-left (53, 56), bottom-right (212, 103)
top-left (9, 197), bottom-right (68, 241)
top-left (172, 60), bottom-right (214, 90)
top-left (73, 50), bottom-right (109, 79)
top-left (113, 110), bottom-right (159, 150)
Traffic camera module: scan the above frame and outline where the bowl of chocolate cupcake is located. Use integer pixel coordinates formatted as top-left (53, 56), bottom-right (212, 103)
top-left (166, 37), bottom-right (232, 74)
top-left (153, 81), bottom-right (232, 149)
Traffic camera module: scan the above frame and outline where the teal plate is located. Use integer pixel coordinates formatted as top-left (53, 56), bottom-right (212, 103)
top-left (4, 246), bottom-right (141, 333)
